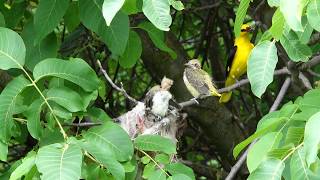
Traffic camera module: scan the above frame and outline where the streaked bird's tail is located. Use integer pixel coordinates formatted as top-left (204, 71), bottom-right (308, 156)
top-left (219, 77), bottom-right (236, 103)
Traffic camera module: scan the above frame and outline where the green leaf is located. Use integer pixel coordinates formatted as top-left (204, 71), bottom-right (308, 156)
top-left (298, 89), bottom-right (320, 111)
top-left (304, 111), bottom-right (320, 166)
top-left (0, 1), bottom-right (26, 28)
top-left (142, 0), bottom-right (172, 31)
top-left (83, 122), bottom-right (133, 161)
top-left (280, 0), bottom-right (308, 31)
top-left (248, 159), bottom-right (285, 180)
top-left (280, 30), bottom-right (312, 62)
top-left (22, 19), bottom-right (58, 71)
top-left (295, 16), bottom-right (313, 44)
top-left (64, 1), bottom-right (80, 32)
top-left (81, 141), bottom-right (125, 180)
top-left (268, 0), bottom-right (280, 7)
top-left (234, 0), bottom-right (251, 37)
top-left (307, 0), bottom-right (320, 32)
top-left (290, 147), bottom-right (316, 180)
top-left (143, 162), bottom-right (156, 179)
top-left (233, 117), bottom-right (285, 158)
top-left (87, 107), bottom-right (112, 122)
top-left (155, 154), bottom-right (170, 164)
top-left (268, 146), bottom-right (292, 159)
top-left (138, 22), bottom-right (177, 59)
top-left (9, 152), bottom-right (36, 180)
top-left (0, 76), bottom-right (30, 141)
top-left (33, 58), bottom-right (100, 92)
top-left (0, 12), bottom-right (5, 27)
top-left (122, 0), bottom-right (141, 14)
top-left (0, 27), bottom-right (25, 69)
top-left (0, 140), bottom-right (8, 161)
top-left (102, 0), bottom-right (125, 26)
top-left (165, 163), bottom-right (195, 180)
top-left (47, 87), bottom-right (85, 112)
top-left (79, 0), bottom-right (129, 56)
top-left (119, 30), bottom-right (142, 68)
top-left (39, 129), bottom-right (64, 147)
top-left (33, 0), bottom-right (69, 44)
top-left (148, 170), bottom-right (166, 180)
top-left (248, 41), bottom-right (278, 98)
top-left (35, 143), bottom-right (83, 180)
top-left (269, 9), bottom-right (285, 40)
top-left (25, 98), bottom-right (44, 140)
top-left (169, 0), bottom-right (184, 10)
top-left (247, 132), bottom-right (282, 173)
top-left (169, 174), bottom-right (192, 180)
top-left (134, 135), bottom-right (176, 154)
top-left (285, 127), bottom-right (304, 145)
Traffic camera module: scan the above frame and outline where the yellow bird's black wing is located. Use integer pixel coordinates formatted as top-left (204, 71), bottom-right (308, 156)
top-left (226, 46), bottom-right (237, 77)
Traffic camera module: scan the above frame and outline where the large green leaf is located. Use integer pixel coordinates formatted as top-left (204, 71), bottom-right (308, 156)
top-left (169, 174), bottom-right (192, 180)
top-left (134, 135), bottom-right (176, 154)
top-left (0, 1), bottom-right (26, 28)
top-left (79, 0), bottom-right (129, 56)
top-left (123, 0), bottom-right (141, 14)
top-left (81, 141), bottom-right (125, 180)
top-left (285, 127), bottom-right (304, 145)
top-left (33, 0), bottom-right (69, 44)
top-left (233, 117), bottom-right (285, 158)
top-left (22, 20), bottom-right (58, 71)
top-left (0, 76), bottom-right (30, 141)
top-left (0, 140), bottom-right (7, 161)
top-left (10, 151), bottom-right (36, 180)
top-left (248, 159), bottom-right (285, 180)
top-left (47, 87), bottom-right (85, 112)
top-left (234, 0), bottom-right (251, 37)
top-left (102, 0), bottom-right (125, 26)
top-left (268, 0), bottom-right (280, 7)
top-left (280, 0), bottom-right (308, 31)
top-left (247, 132), bottom-right (282, 173)
top-left (0, 27), bottom-right (25, 69)
top-left (295, 16), bottom-right (313, 44)
top-left (148, 170), bottom-right (166, 180)
top-left (138, 22), bottom-right (176, 59)
top-left (269, 9), bottom-right (285, 40)
top-left (64, 1), bottom-right (80, 32)
top-left (304, 112), bottom-right (320, 167)
top-left (83, 122), bottom-right (133, 161)
top-left (307, 0), bottom-right (320, 32)
top-left (280, 31), bottom-right (312, 62)
top-left (119, 30), bottom-right (142, 68)
top-left (33, 58), bottom-right (100, 92)
top-left (165, 163), bottom-right (195, 180)
top-left (290, 147), bottom-right (316, 180)
top-left (142, 0), bottom-right (172, 31)
top-left (35, 143), bottom-right (83, 180)
top-left (248, 41), bottom-right (278, 98)
top-left (25, 98), bottom-right (44, 140)
top-left (298, 89), bottom-right (320, 111)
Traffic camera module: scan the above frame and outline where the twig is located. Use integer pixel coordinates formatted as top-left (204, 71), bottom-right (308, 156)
top-left (63, 122), bottom-right (102, 127)
top-left (184, 1), bottom-right (222, 12)
top-left (298, 72), bottom-right (312, 90)
top-left (97, 60), bottom-right (139, 104)
top-left (225, 77), bottom-right (291, 180)
top-left (179, 67), bottom-right (290, 108)
top-left (299, 55), bottom-right (320, 70)
top-left (308, 70), bottom-right (320, 77)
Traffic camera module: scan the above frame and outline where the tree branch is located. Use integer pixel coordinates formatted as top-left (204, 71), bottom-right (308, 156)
top-left (97, 60), bottom-right (139, 104)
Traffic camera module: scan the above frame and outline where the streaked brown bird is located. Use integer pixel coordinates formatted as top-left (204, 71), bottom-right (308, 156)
top-left (183, 59), bottom-right (221, 98)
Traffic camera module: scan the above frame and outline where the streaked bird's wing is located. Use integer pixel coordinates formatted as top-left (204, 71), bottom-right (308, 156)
top-left (185, 69), bottom-right (210, 95)
top-left (226, 46), bottom-right (237, 77)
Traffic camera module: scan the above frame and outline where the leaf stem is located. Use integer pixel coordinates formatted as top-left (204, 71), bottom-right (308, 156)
top-left (138, 149), bottom-right (170, 177)
top-left (19, 65), bottom-right (68, 139)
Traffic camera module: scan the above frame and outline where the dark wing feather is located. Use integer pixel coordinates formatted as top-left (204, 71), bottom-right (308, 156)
top-left (226, 46), bottom-right (237, 77)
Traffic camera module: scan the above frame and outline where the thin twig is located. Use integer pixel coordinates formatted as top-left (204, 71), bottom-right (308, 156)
top-left (225, 77), bottom-right (291, 180)
top-left (97, 60), bottom-right (139, 104)
top-left (63, 122), bottom-right (102, 127)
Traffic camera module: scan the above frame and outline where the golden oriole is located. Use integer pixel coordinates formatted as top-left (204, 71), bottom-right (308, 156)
top-left (219, 24), bottom-right (254, 103)
top-left (183, 59), bottom-right (221, 98)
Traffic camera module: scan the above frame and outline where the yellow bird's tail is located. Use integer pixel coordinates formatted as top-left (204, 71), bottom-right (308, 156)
top-left (219, 77), bottom-right (236, 103)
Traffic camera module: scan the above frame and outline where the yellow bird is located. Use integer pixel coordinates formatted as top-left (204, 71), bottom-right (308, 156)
top-left (219, 24), bottom-right (254, 103)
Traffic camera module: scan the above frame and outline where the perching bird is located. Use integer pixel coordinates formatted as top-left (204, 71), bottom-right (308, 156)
top-left (144, 77), bottom-right (174, 119)
top-left (183, 59), bottom-right (221, 98)
top-left (219, 24), bottom-right (254, 103)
